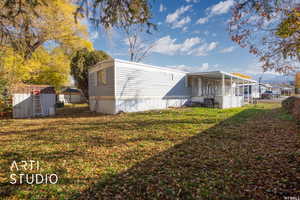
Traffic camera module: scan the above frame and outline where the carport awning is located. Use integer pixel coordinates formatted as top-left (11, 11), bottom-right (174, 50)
top-left (188, 71), bottom-right (257, 83)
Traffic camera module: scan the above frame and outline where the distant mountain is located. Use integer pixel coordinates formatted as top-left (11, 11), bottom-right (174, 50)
top-left (249, 73), bottom-right (294, 84)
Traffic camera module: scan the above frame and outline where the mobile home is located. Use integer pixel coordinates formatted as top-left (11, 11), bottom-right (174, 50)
top-left (89, 59), bottom-right (256, 114)
top-left (89, 59), bottom-right (190, 114)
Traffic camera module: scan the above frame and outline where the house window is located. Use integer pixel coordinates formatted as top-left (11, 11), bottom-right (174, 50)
top-left (97, 69), bottom-right (107, 85)
top-left (171, 74), bottom-right (174, 81)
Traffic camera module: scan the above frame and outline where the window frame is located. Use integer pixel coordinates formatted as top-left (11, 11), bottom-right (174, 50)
top-left (97, 69), bottom-right (107, 86)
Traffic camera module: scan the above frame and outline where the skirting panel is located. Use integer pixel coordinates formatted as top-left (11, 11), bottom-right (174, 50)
top-left (89, 98), bottom-right (116, 114)
top-left (115, 98), bottom-right (189, 113)
top-left (89, 97), bottom-right (189, 114)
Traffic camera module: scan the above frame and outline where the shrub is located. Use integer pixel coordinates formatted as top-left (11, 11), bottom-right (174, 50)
top-left (282, 96), bottom-right (300, 120)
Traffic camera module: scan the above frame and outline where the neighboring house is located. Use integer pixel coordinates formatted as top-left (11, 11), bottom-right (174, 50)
top-left (280, 85), bottom-right (294, 96)
top-left (58, 88), bottom-right (86, 104)
top-left (259, 83), bottom-right (270, 94)
top-left (12, 85), bottom-right (56, 118)
top-left (272, 84), bottom-right (294, 96)
top-left (239, 83), bottom-right (260, 99)
top-left (88, 59), bottom-right (257, 114)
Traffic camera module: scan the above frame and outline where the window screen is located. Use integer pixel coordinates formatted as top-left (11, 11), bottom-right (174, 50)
top-left (97, 69), bottom-right (107, 85)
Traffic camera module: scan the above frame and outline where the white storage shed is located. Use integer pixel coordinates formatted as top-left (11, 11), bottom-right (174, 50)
top-left (12, 85), bottom-right (56, 118)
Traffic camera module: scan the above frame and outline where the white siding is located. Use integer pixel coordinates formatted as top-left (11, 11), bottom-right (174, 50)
top-left (13, 94), bottom-right (32, 118)
top-left (40, 94), bottom-right (56, 116)
top-left (88, 59), bottom-right (191, 114)
top-left (115, 61), bottom-right (190, 98)
top-left (13, 94), bottom-right (56, 118)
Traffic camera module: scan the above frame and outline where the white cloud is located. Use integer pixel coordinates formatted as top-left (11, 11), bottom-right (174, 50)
top-left (199, 63), bottom-right (209, 71)
top-left (244, 61), bottom-right (279, 75)
top-left (166, 5), bottom-right (192, 24)
top-left (196, 17), bottom-right (209, 24)
top-left (220, 46), bottom-right (235, 53)
top-left (196, 0), bottom-right (235, 26)
top-left (172, 16), bottom-right (191, 28)
top-left (166, 63), bottom-right (211, 73)
top-left (181, 37), bottom-right (201, 52)
top-left (207, 42), bottom-right (218, 51)
top-left (159, 4), bottom-right (166, 12)
top-left (152, 35), bottom-right (217, 57)
top-left (151, 36), bottom-right (182, 56)
top-left (188, 42), bottom-right (218, 56)
top-left (152, 36), bottom-right (201, 56)
top-left (210, 0), bottom-right (235, 16)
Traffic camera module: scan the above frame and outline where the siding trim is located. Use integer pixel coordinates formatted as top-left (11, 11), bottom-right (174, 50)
top-left (90, 96), bottom-right (190, 100)
top-left (90, 60), bottom-right (114, 73)
top-left (114, 59), bottom-right (117, 98)
top-left (115, 59), bottom-right (188, 74)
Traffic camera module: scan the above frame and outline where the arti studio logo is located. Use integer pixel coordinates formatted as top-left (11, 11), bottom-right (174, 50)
top-left (10, 160), bottom-right (58, 185)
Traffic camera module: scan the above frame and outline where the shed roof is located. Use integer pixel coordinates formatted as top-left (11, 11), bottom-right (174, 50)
top-left (12, 85), bottom-right (56, 94)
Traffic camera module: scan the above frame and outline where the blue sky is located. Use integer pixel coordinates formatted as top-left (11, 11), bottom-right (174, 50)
top-left (88, 0), bottom-right (286, 78)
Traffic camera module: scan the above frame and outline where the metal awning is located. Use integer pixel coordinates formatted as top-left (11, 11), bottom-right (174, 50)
top-left (187, 71), bottom-right (257, 83)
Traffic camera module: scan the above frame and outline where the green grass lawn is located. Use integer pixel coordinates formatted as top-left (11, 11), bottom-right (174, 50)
top-left (0, 103), bottom-right (299, 199)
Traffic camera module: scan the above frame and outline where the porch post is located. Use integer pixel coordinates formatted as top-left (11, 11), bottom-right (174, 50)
top-left (236, 81), bottom-right (240, 96)
top-left (247, 82), bottom-right (250, 103)
top-left (231, 76), bottom-right (233, 107)
top-left (231, 77), bottom-right (233, 96)
top-left (243, 80), bottom-right (245, 104)
top-left (198, 77), bottom-right (202, 96)
top-left (222, 74), bottom-right (225, 96)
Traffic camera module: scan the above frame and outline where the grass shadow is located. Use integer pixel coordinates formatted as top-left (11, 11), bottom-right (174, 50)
top-left (71, 107), bottom-right (299, 200)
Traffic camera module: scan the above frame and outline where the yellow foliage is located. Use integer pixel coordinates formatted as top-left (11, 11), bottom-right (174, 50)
top-left (34, 0), bottom-right (93, 52)
top-left (0, 0), bottom-right (93, 89)
top-left (277, 9), bottom-right (300, 38)
top-left (296, 72), bottom-right (300, 88)
top-left (1, 47), bottom-right (70, 89)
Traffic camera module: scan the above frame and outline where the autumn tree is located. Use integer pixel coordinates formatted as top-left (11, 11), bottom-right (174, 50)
top-left (1, 0), bottom-right (153, 59)
top-left (229, 0), bottom-right (300, 73)
top-left (78, 0), bottom-right (155, 62)
top-left (0, 0), bottom-right (92, 59)
top-left (70, 48), bottom-right (111, 99)
top-left (1, 47), bottom-right (71, 89)
top-left (75, 0), bottom-right (153, 29)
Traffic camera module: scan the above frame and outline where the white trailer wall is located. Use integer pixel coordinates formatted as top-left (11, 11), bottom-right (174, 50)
top-left (114, 60), bottom-right (190, 113)
top-left (89, 59), bottom-right (191, 114)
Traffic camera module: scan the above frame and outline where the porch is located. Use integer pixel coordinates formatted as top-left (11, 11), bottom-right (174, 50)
top-left (187, 71), bottom-right (257, 108)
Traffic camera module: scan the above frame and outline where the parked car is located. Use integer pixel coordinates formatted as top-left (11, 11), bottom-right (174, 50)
top-left (261, 91), bottom-right (280, 99)
top-left (272, 91), bottom-right (281, 98)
